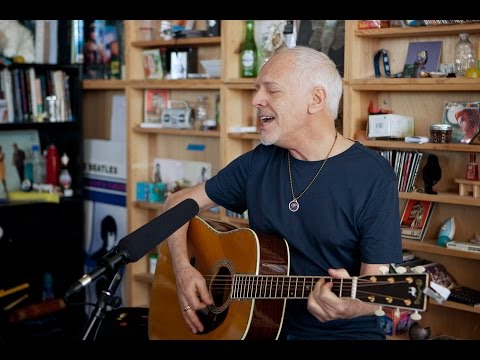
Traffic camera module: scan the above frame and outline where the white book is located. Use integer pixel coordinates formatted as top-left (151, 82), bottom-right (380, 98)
top-left (0, 69), bottom-right (14, 123)
top-left (28, 68), bottom-right (38, 118)
top-left (446, 241), bottom-right (480, 253)
top-left (34, 20), bottom-right (46, 64)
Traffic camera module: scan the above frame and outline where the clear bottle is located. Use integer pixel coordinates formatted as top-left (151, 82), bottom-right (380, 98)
top-left (32, 144), bottom-right (45, 184)
top-left (194, 96), bottom-right (208, 130)
top-left (240, 20), bottom-right (258, 78)
top-left (454, 33), bottom-right (476, 77)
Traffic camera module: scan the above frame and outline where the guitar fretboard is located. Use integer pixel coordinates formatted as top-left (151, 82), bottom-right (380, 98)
top-left (231, 275), bottom-right (356, 299)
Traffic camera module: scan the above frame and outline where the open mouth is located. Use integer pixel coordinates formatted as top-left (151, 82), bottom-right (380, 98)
top-left (259, 115), bottom-right (275, 127)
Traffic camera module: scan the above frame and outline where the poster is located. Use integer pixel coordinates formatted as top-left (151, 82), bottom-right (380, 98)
top-left (83, 139), bottom-right (127, 310)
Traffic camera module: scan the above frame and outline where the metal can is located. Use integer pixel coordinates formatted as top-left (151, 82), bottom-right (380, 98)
top-left (430, 124), bottom-right (452, 143)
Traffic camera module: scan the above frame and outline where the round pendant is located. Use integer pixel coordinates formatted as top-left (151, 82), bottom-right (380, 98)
top-left (288, 199), bottom-right (299, 212)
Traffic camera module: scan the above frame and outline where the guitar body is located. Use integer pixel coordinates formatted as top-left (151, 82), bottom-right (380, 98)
top-left (149, 216), bottom-right (290, 340)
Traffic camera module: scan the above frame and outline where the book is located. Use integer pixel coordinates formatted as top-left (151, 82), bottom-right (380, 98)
top-left (142, 49), bottom-right (163, 80)
top-left (404, 41), bottom-right (442, 75)
top-left (446, 241), bottom-right (480, 253)
top-left (400, 199), bottom-right (434, 240)
top-left (7, 191), bottom-right (60, 203)
top-left (143, 89), bottom-right (169, 125)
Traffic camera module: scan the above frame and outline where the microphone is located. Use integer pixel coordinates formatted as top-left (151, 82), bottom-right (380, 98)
top-left (65, 198), bottom-right (199, 299)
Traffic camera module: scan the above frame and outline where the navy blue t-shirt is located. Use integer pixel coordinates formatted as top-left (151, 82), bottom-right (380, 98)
top-left (205, 142), bottom-right (402, 339)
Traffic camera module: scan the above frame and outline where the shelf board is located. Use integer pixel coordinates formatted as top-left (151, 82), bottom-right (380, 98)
top-left (134, 126), bottom-right (220, 137)
top-left (228, 132), bottom-right (260, 140)
top-left (402, 239), bottom-right (480, 260)
top-left (399, 191), bottom-right (480, 207)
top-left (360, 140), bottom-right (480, 153)
top-left (130, 79), bottom-right (221, 89)
top-left (350, 77), bottom-right (480, 91)
top-left (429, 299), bottom-right (480, 314)
top-left (133, 201), bottom-right (221, 220)
top-left (82, 79), bottom-right (128, 90)
top-left (225, 78), bottom-right (256, 89)
top-left (134, 273), bottom-right (154, 284)
top-left (131, 36), bottom-right (221, 48)
top-left (0, 121), bottom-right (78, 131)
top-left (133, 201), bottom-right (163, 210)
top-left (354, 23), bottom-right (480, 38)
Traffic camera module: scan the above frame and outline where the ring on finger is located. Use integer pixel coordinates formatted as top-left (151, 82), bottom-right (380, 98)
top-left (183, 305), bottom-right (191, 312)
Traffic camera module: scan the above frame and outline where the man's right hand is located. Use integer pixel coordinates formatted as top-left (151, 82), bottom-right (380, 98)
top-left (174, 264), bottom-right (213, 334)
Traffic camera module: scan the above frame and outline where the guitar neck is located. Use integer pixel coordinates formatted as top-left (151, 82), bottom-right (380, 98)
top-left (231, 275), bottom-right (355, 300)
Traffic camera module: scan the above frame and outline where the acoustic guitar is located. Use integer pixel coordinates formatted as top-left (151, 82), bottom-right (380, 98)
top-left (149, 216), bottom-right (429, 340)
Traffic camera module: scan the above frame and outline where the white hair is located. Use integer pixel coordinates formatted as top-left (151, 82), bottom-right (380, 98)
top-left (275, 46), bottom-right (343, 119)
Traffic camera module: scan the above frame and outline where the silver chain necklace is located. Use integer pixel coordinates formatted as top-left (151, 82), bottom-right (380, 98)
top-left (287, 132), bottom-right (338, 212)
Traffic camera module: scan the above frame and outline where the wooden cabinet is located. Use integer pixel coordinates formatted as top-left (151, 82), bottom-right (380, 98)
top-left (123, 20), bottom-right (223, 307)
top-left (344, 20), bottom-right (480, 339)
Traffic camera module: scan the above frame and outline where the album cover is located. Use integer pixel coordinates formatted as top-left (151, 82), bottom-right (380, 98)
top-left (400, 199), bottom-right (435, 241)
top-left (443, 100), bottom-right (480, 144)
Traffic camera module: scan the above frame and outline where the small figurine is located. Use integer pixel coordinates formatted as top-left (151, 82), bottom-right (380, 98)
top-left (423, 154), bottom-right (441, 194)
top-left (59, 153), bottom-right (73, 197)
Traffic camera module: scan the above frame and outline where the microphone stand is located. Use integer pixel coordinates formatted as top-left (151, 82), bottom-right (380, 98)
top-left (81, 271), bottom-right (123, 340)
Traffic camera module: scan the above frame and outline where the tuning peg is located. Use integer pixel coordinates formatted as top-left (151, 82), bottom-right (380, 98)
top-left (378, 266), bottom-right (389, 275)
top-left (411, 266), bottom-right (426, 274)
top-left (410, 310), bottom-right (422, 321)
top-left (374, 306), bottom-right (385, 317)
top-left (393, 265), bottom-right (407, 274)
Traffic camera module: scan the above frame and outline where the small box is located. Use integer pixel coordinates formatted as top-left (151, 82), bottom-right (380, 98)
top-left (379, 307), bottom-right (413, 336)
top-left (368, 114), bottom-right (414, 139)
top-left (136, 182), bottom-right (152, 202)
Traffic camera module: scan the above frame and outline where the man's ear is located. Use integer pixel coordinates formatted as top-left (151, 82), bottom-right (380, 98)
top-left (308, 86), bottom-right (327, 114)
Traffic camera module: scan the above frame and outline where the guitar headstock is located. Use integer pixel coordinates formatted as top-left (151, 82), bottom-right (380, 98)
top-left (356, 272), bottom-right (429, 312)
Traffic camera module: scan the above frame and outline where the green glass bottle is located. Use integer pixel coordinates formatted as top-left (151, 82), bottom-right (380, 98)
top-left (240, 20), bottom-right (258, 78)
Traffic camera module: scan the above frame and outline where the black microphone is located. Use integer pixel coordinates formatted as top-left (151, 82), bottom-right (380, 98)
top-left (65, 198), bottom-right (199, 299)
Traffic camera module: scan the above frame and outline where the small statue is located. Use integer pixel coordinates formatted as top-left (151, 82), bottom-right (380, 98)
top-left (423, 154), bottom-right (441, 194)
top-left (414, 50), bottom-right (428, 77)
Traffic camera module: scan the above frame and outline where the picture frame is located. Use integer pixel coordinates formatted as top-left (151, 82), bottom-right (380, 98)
top-left (296, 20), bottom-right (345, 77)
top-left (0, 129), bottom-right (40, 197)
top-left (143, 89), bottom-right (169, 124)
top-left (400, 199), bottom-right (435, 241)
top-left (404, 41), bottom-right (443, 76)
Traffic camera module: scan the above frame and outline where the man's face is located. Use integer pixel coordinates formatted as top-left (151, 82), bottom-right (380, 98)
top-left (107, 231), bottom-right (116, 250)
top-left (252, 53), bottom-right (309, 147)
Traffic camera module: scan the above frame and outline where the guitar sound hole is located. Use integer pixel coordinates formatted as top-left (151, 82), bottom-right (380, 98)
top-left (211, 266), bottom-right (231, 307)
top-left (198, 266), bottom-right (230, 334)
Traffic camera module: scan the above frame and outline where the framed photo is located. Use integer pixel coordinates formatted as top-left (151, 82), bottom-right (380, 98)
top-left (152, 158), bottom-right (212, 192)
top-left (400, 199), bottom-right (435, 241)
top-left (442, 100), bottom-right (480, 144)
top-left (404, 41), bottom-right (443, 75)
top-left (144, 89), bottom-right (169, 124)
top-left (0, 129), bottom-right (40, 197)
top-left (296, 20), bottom-right (345, 77)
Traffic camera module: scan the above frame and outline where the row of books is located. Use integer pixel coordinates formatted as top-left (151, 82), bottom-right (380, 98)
top-left (422, 20), bottom-right (480, 26)
top-left (0, 67), bottom-right (73, 123)
top-left (26, 20), bottom-right (124, 79)
top-left (377, 150), bottom-right (423, 193)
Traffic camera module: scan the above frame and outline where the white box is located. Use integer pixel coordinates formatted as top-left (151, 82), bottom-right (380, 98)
top-left (368, 114), bottom-right (414, 139)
